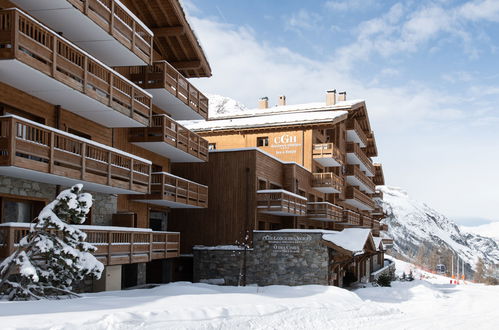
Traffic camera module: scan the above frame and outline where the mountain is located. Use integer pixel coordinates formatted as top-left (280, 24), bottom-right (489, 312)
top-left (461, 222), bottom-right (499, 242)
top-left (377, 186), bottom-right (499, 279)
top-left (206, 94), bottom-right (248, 118)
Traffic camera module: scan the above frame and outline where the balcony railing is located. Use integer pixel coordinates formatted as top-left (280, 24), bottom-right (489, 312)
top-left (372, 206), bottom-right (384, 215)
top-left (346, 142), bottom-right (375, 176)
top-left (344, 186), bottom-right (375, 210)
top-left (0, 116), bottom-right (151, 194)
top-left (374, 163), bottom-right (385, 185)
top-left (133, 172), bottom-right (208, 208)
top-left (257, 189), bottom-right (307, 216)
top-left (346, 119), bottom-right (368, 147)
top-left (0, 223), bottom-right (179, 265)
top-left (312, 172), bottom-right (343, 193)
top-left (345, 165), bottom-right (375, 193)
top-left (371, 220), bottom-right (381, 235)
top-left (381, 223), bottom-right (389, 231)
top-left (372, 191), bottom-right (383, 201)
top-left (115, 61), bottom-right (209, 120)
top-left (11, 0), bottom-right (153, 65)
top-left (307, 202), bottom-right (343, 221)
top-left (129, 115), bottom-right (208, 162)
top-left (0, 9), bottom-right (152, 127)
top-left (341, 210), bottom-right (361, 226)
top-left (361, 215), bottom-right (373, 228)
top-left (312, 143), bottom-right (344, 167)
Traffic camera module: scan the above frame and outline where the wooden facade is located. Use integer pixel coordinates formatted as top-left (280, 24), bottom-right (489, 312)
top-left (0, 0), bottom-right (211, 274)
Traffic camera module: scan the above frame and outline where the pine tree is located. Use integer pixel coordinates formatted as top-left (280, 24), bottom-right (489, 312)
top-left (474, 258), bottom-right (485, 283)
top-left (0, 184), bottom-right (103, 300)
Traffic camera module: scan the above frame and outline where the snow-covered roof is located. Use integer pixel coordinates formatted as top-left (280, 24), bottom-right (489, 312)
top-left (183, 109), bottom-right (349, 132)
top-left (373, 237), bottom-right (384, 251)
top-left (322, 228), bottom-right (373, 254)
top-left (257, 189), bottom-right (307, 201)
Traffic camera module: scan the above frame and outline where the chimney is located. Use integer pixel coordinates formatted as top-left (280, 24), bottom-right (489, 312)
top-left (258, 97), bottom-right (269, 109)
top-left (338, 91), bottom-right (347, 102)
top-left (278, 95), bottom-right (286, 106)
top-left (326, 90), bottom-right (336, 106)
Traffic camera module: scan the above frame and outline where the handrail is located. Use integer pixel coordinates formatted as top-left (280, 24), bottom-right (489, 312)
top-left (148, 172), bottom-right (208, 208)
top-left (342, 210), bottom-right (361, 226)
top-left (0, 9), bottom-right (152, 125)
top-left (312, 172), bottom-right (344, 192)
top-left (346, 119), bottom-right (368, 147)
top-left (257, 190), bottom-right (307, 216)
top-left (129, 114), bottom-right (209, 161)
top-left (0, 116), bottom-right (151, 193)
top-left (114, 61), bottom-right (209, 119)
top-left (345, 186), bottom-right (375, 209)
top-left (312, 143), bottom-right (344, 165)
top-left (346, 142), bottom-right (375, 175)
top-left (361, 215), bottom-right (373, 228)
top-left (345, 165), bottom-right (375, 192)
top-left (0, 223), bottom-right (179, 263)
top-left (67, 0), bottom-right (153, 64)
top-left (307, 202), bottom-right (343, 221)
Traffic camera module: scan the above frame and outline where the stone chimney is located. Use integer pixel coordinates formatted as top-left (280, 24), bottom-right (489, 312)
top-left (338, 91), bottom-right (346, 102)
top-left (258, 97), bottom-right (269, 109)
top-left (278, 95), bottom-right (286, 106)
top-left (326, 90), bottom-right (336, 106)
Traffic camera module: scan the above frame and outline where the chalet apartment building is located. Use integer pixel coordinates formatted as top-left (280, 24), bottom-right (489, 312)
top-left (0, 0), bottom-right (211, 290)
top-left (170, 92), bottom-right (392, 286)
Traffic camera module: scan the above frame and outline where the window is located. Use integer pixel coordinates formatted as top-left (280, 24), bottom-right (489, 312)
top-left (1, 197), bottom-right (45, 223)
top-left (208, 143), bottom-right (216, 150)
top-left (258, 179), bottom-right (267, 190)
top-left (67, 128), bottom-right (91, 140)
top-left (258, 221), bottom-right (266, 230)
top-left (257, 136), bottom-right (269, 147)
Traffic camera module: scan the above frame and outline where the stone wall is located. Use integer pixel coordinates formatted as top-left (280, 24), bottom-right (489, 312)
top-left (0, 176), bottom-right (116, 225)
top-left (193, 231), bottom-right (331, 286)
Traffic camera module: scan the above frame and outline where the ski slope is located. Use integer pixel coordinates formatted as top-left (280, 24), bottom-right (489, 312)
top-left (0, 258), bottom-right (497, 330)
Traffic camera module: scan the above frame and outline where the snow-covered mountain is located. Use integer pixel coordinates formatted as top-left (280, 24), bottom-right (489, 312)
top-left (378, 186), bottom-right (499, 278)
top-left (206, 94), bottom-right (248, 118)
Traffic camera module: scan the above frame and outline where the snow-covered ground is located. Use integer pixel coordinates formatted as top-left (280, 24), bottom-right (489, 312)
top-left (1, 257), bottom-right (498, 330)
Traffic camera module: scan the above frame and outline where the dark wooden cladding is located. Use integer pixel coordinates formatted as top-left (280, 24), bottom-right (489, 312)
top-left (134, 172), bottom-right (208, 208)
top-left (312, 172), bottom-right (343, 192)
top-left (0, 9), bottom-right (152, 126)
top-left (115, 61), bottom-right (208, 119)
top-left (345, 165), bottom-right (375, 192)
top-left (307, 202), bottom-right (343, 221)
top-left (257, 190), bottom-right (307, 216)
top-left (129, 114), bottom-right (208, 161)
top-left (346, 118), bottom-right (368, 147)
top-left (346, 142), bottom-right (375, 175)
top-left (380, 223), bottom-right (388, 231)
top-left (0, 223), bottom-right (180, 264)
top-left (0, 116), bottom-right (151, 193)
top-left (312, 142), bottom-right (344, 165)
top-left (345, 186), bottom-right (376, 210)
top-left (373, 163), bottom-right (385, 185)
top-left (67, 0), bottom-right (153, 64)
top-left (342, 210), bottom-right (361, 226)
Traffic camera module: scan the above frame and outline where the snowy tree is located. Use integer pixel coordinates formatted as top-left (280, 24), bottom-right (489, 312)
top-left (474, 258), bottom-right (485, 283)
top-left (0, 184), bottom-right (104, 300)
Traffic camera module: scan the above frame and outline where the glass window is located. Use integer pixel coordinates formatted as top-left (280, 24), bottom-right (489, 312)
top-left (257, 136), bottom-right (269, 147)
top-left (1, 198), bottom-right (45, 223)
top-left (208, 143), bottom-right (216, 150)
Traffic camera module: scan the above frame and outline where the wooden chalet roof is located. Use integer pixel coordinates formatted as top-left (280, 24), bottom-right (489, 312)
top-left (121, 0), bottom-right (211, 78)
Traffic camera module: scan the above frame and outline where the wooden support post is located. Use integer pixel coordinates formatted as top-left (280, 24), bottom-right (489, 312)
top-left (131, 20), bottom-right (136, 52)
top-left (8, 118), bottom-right (16, 165)
top-left (108, 73), bottom-right (114, 107)
top-left (109, 0), bottom-right (115, 35)
top-left (49, 131), bottom-right (55, 174)
top-left (107, 231), bottom-right (112, 266)
top-left (83, 0), bottom-right (89, 15)
top-left (130, 232), bottom-right (134, 263)
top-left (12, 11), bottom-right (19, 58)
top-left (107, 151), bottom-right (112, 186)
top-left (129, 158), bottom-right (134, 190)
top-left (164, 233), bottom-right (168, 258)
top-left (81, 142), bottom-right (86, 180)
top-left (83, 56), bottom-right (88, 94)
top-left (52, 36), bottom-right (57, 78)
top-left (149, 233), bottom-right (153, 261)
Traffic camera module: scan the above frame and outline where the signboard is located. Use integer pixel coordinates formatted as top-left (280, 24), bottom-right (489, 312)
top-left (269, 134), bottom-right (302, 156)
top-left (261, 234), bottom-right (312, 254)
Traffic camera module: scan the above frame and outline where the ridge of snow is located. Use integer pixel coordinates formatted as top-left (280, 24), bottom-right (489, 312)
top-left (322, 228), bottom-right (372, 253)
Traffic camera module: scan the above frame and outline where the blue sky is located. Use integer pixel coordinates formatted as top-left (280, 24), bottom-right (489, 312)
top-left (184, 0), bottom-right (499, 226)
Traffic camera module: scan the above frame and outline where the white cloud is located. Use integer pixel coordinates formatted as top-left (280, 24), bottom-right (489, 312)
top-left (325, 0), bottom-right (378, 12)
top-left (283, 9), bottom-right (322, 33)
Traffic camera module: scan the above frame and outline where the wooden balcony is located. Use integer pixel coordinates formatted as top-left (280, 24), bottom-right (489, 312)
top-left (360, 215), bottom-right (373, 228)
top-left (132, 172), bottom-right (208, 208)
top-left (129, 115), bottom-right (208, 162)
top-left (346, 119), bottom-right (368, 147)
top-left (257, 189), bottom-right (307, 216)
top-left (372, 206), bottom-right (384, 215)
top-left (372, 191), bottom-right (383, 201)
top-left (381, 223), bottom-right (389, 231)
top-left (307, 202), bottom-right (343, 221)
top-left (346, 142), bottom-right (375, 176)
top-left (0, 223), bottom-right (179, 265)
top-left (381, 237), bottom-right (393, 248)
top-left (312, 172), bottom-right (343, 193)
top-left (312, 143), bottom-right (344, 167)
top-left (374, 163), bottom-right (385, 185)
top-left (345, 165), bottom-right (375, 193)
top-left (115, 61), bottom-right (209, 120)
top-left (365, 132), bottom-right (378, 157)
top-left (11, 0), bottom-right (153, 66)
top-left (0, 115), bottom-right (151, 194)
top-left (344, 186), bottom-right (375, 211)
top-left (371, 220), bottom-right (381, 236)
top-left (340, 210), bottom-right (361, 226)
top-left (0, 9), bottom-right (152, 128)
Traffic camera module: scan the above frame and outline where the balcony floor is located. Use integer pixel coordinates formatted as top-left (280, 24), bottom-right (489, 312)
top-left (0, 166), bottom-right (144, 195)
top-left (0, 60), bottom-right (144, 128)
top-left (346, 153), bottom-right (375, 177)
top-left (346, 130), bottom-right (366, 147)
top-left (313, 157), bottom-right (342, 167)
top-left (11, 0), bottom-right (147, 66)
top-left (149, 89), bottom-right (205, 121)
top-left (346, 176), bottom-right (375, 193)
top-left (131, 141), bottom-right (205, 163)
top-left (312, 186), bottom-right (341, 194)
top-left (133, 199), bottom-right (205, 209)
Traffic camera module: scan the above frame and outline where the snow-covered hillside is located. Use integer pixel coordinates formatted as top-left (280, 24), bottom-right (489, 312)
top-left (461, 222), bottom-right (499, 242)
top-left (206, 94), bottom-right (248, 118)
top-left (378, 186), bottom-right (499, 278)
